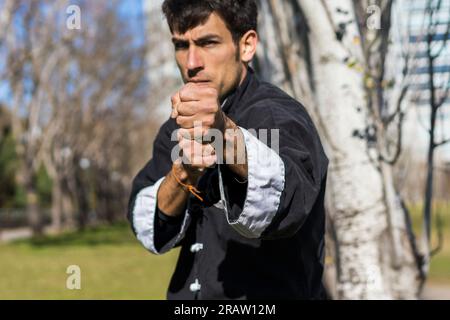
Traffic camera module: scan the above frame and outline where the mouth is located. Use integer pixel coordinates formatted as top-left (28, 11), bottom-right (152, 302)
top-left (188, 79), bottom-right (211, 84)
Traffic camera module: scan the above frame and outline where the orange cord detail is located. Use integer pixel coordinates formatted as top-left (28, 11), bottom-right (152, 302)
top-left (171, 167), bottom-right (204, 202)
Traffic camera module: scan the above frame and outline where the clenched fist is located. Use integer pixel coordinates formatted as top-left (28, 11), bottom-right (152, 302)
top-left (171, 83), bottom-right (226, 136)
top-left (171, 83), bottom-right (227, 169)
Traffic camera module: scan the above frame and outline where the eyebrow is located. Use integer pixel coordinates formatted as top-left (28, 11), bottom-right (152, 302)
top-left (172, 34), bottom-right (222, 45)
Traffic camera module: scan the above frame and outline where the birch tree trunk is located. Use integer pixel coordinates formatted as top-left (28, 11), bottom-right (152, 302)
top-left (256, 0), bottom-right (422, 299)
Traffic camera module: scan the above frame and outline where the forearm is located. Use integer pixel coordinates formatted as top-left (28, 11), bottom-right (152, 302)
top-left (223, 115), bottom-right (248, 179)
top-left (157, 164), bottom-right (193, 218)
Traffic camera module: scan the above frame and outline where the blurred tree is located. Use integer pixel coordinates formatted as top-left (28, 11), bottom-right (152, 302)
top-left (413, 0), bottom-right (450, 285)
top-left (0, 108), bottom-right (18, 208)
top-left (35, 164), bottom-right (52, 208)
top-left (0, 0), bottom-right (149, 232)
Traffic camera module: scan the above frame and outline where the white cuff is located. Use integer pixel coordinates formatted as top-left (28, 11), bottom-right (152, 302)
top-left (132, 177), bottom-right (191, 254)
top-left (219, 127), bottom-right (285, 238)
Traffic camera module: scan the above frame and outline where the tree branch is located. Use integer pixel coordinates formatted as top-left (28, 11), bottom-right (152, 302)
top-left (430, 210), bottom-right (444, 257)
top-left (435, 138), bottom-right (450, 147)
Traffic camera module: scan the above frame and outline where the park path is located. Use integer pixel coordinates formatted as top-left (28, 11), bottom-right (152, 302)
top-left (421, 284), bottom-right (450, 299)
top-left (0, 227), bottom-right (33, 242)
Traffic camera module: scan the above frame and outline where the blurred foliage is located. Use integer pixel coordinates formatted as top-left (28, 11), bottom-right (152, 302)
top-left (13, 185), bottom-right (27, 209)
top-left (35, 165), bottom-right (52, 208)
top-left (0, 132), bottom-right (52, 209)
top-left (0, 0), bottom-right (149, 229)
top-left (0, 132), bottom-right (18, 208)
top-left (409, 202), bottom-right (450, 284)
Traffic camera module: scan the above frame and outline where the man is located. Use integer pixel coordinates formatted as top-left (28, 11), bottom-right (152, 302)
top-left (128, 0), bottom-right (329, 300)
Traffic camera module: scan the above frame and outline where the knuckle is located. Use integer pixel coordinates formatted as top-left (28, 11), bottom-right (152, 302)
top-left (206, 87), bottom-right (217, 96)
top-left (177, 141), bottom-right (186, 150)
top-left (205, 117), bottom-right (214, 127)
top-left (202, 127), bottom-right (210, 137)
top-left (179, 87), bottom-right (189, 100)
top-left (177, 103), bottom-right (184, 114)
top-left (177, 129), bottom-right (185, 140)
top-left (211, 104), bottom-right (219, 112)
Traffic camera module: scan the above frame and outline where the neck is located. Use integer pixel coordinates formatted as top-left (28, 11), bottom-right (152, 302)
top-left (220, 66), bottom-right (249, 104)
top-left (239, 65), bottom-right (248, 87)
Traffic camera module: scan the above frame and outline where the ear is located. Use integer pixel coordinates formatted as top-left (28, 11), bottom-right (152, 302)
top-left (239, 30), bottom-right (258, 63)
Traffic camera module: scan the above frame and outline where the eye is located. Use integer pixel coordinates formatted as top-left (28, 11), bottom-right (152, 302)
top-left (174, 42), bottom-right (188, 50)
top-left (200, 40), bottom-right (219, 47)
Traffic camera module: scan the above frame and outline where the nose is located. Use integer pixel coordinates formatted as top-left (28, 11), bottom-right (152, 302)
top-left (187, 46), bottom-right (204, 75)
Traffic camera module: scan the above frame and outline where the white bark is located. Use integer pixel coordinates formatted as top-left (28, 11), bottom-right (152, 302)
top-left (257, 0), bottom-right (421, 299)
top-left (304, 1), bottom-right (390, 299)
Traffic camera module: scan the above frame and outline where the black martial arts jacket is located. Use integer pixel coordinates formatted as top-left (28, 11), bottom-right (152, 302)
top-left (128, 68), bottom-right (329, 300)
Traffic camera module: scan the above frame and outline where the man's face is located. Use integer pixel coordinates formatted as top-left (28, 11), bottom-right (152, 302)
top-left (171, 13), bottom-right (245, 102)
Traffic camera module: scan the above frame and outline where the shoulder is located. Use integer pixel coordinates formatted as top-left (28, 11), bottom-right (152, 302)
top-left (239, 81), bottom-right (316, 133)
top-left (242, 82), bottom-right (329, 178)
top-left (246, 81), bottom-right (300, 108)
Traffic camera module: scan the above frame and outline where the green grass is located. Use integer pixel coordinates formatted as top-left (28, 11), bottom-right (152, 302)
top-left (0, 222), bottom-right (180, 299)
top-left (408, 202), bottom-right (450, 284)
top-left (0, 202), bottom-right (448, 299)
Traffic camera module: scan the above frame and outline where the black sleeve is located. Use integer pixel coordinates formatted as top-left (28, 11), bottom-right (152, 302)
top-left (221, 100), bottom-right (329, 240)
top-left (264, 103), bottom-right (328, 240)
top-left (153, 207), bottom-right (185, 252)
top-left (220, 165), bottom-right (248, 216)
top-left (127, 119), bottom-right (186, 250)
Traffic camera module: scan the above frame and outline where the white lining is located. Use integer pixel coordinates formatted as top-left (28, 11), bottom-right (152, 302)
top-left (132, 177), bottom-right (191, 254)
top-left (219, 127), bottom-right (285, 238)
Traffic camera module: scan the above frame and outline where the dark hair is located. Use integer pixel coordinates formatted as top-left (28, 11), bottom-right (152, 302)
top-left (162, 0), bottom-right (258, 43)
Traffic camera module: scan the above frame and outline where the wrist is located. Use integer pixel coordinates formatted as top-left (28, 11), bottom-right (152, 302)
top-left (222, 115), bottom-right (238, 151)
top-left (172, 161), bottom-right (201, 186)
top-left (222, 116), bottom-right (246, 165)
top-left (171, 162), bottom-right (205, 202)
top-left (223, 113), bottom-right (238, 132)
